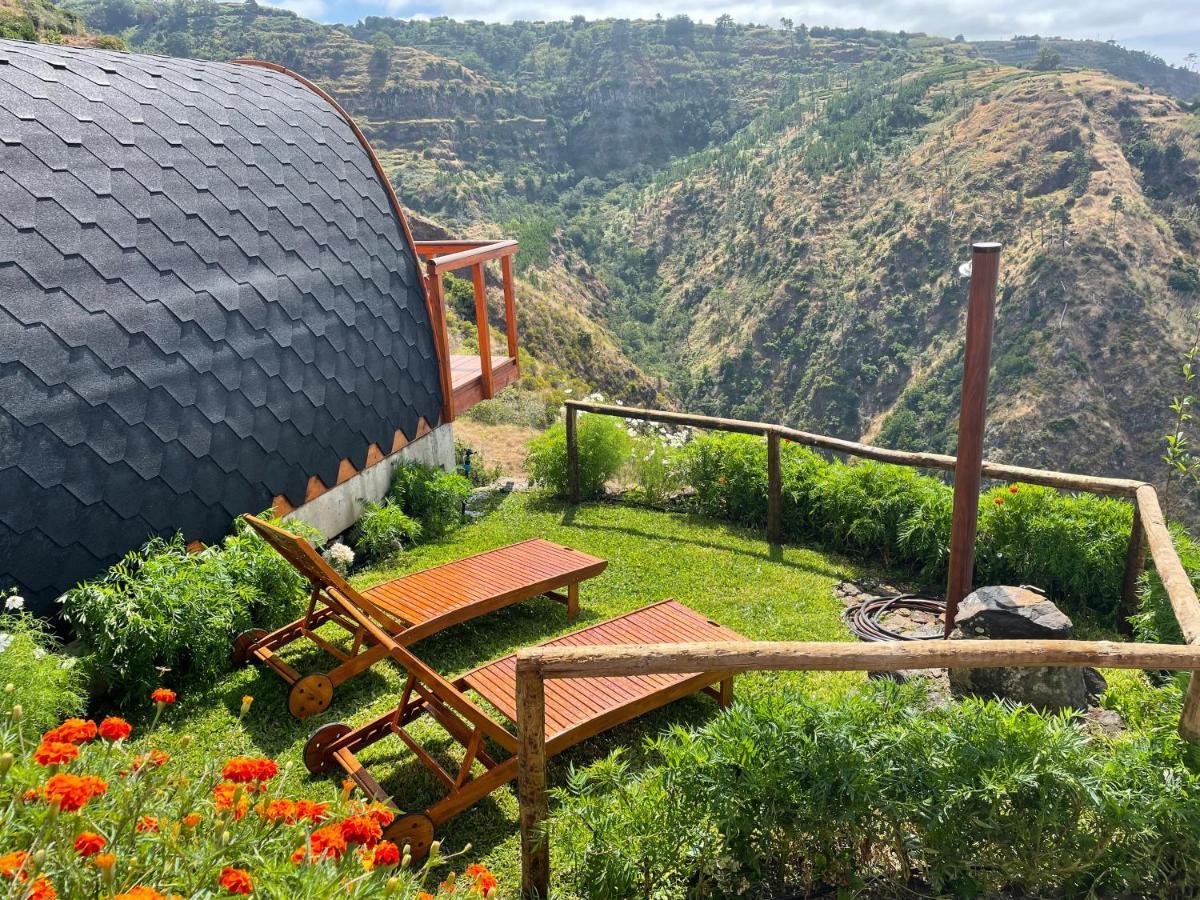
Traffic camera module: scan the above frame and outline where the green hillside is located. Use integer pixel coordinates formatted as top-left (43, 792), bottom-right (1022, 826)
top-left (37, 2), bottom-right (1200, 506)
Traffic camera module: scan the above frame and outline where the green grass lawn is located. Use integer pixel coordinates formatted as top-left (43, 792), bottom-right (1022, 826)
top-left (127, 493), bottom-right (878, 892)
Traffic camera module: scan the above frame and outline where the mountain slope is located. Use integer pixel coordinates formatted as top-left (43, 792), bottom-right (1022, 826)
top-left (588, 61), bottom-right (1200, 489)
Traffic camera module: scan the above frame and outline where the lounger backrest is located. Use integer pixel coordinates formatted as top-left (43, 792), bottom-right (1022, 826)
top-left (242, 514), bottom-right (410, 632)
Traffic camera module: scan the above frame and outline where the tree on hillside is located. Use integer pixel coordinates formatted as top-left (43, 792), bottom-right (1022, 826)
top-left (1032, 46), bottom-right (1062, 71)
top-left (1110, 193), bottom-right (1125, 232)
top-left (368, 33), bottom-right (393, 85)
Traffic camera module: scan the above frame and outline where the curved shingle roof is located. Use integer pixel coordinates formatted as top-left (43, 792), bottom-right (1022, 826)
top-left (0, 40), bottom-right (444, 614)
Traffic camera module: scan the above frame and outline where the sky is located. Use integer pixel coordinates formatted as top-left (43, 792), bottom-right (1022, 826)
top-left (263, 0), bottom-right (1199, 67)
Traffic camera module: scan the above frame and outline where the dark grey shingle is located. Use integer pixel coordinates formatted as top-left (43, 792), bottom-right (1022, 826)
top-left (0, 40), bottom-right (443, 614)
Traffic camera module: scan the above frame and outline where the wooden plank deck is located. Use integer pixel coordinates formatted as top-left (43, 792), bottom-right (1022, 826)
top-left (450, 353), bottom-right (519, 413)
top-left (460, 600), bottom-right (744, 744)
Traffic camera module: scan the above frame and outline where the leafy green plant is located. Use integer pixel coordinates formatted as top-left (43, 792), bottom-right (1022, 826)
top-left (623, 434), bottom-right (685, 505)
top-left (59, 515), bottom-right (313, 704)
top-left (388, 463), bottom-right (471, 538)
top-left (677, 432), bottom-right (1155, 625)
top-left (0, 607), bottom-right (86, 734)
top-left (456, 440), bottom-right (503, 487)
top-left (554, 680), bottom-right (1200, 899)
top-left (353, 501), bottom-right (421, 561)
top-left (525, 413), bottom-right (631, 499)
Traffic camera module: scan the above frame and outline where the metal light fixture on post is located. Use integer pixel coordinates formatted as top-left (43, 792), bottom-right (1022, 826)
top-left (943, 242), bottom-right (1002, 637)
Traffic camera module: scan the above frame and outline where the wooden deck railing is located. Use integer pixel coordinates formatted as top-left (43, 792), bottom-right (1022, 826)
top-left (414, 240), bottom-right (519, 422)
top-left (512, 400), bottom-right (1200, 897)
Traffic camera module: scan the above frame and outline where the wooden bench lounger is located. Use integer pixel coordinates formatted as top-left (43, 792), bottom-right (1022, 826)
top-left (303, 598), bottom-right (747, 856)
top-left (235, 515), bottom-right (608, 718)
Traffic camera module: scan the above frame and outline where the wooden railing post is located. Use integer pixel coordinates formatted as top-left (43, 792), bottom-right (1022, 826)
top-left (944, 242), bottom-right (1002, 637)
top-left (566, 404), bottom-right (580, 503)
top-left (472, 262), bottom-right (495, 399)
top-left (1118, 502), bottom-right (1146, 635)
top-left (1181, 676), bottom-right (1200, 742)
top-left (767, 428), bottom-right (782, 545)
top-left (516, 657), bottom-right (549, 899)
top-left (425, 265), bottom-right (455, 423)
top-left (501, 253), bottom-right (519, 362)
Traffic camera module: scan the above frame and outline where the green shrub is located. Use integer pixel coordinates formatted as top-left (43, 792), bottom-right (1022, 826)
top-left (623, 434), bottom-right (685, 505)
top-left (554, 681), bottom-right (1200, 898)
top-left (353, 501), bottom-right (421, 561)
top-left (525, 413), bottom-right (631, 499)
top-left (461, 386), bottom-right (557, 429)
top-left (1134, 524), bottom-right (1200, 644)
top-left (388, 463), bottom-right (471, 537)
top-left (0, 608), bottom-right (87, 733)
top-left (677, 432), bottom-right (1154, 626)
top-left (60, 516), bottom-right (312, 704)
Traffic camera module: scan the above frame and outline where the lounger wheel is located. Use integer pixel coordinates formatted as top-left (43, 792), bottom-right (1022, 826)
top-left (288, 674), bottom-right (334, 720)
top-left (383, 812), bottom-right (435, 861)
top-left (304, 722), bottom-right (351, 774)
top-left (231, 629), bottom-right (268, 667)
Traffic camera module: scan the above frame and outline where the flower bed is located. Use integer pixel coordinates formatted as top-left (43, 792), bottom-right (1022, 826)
top-left (0, 689), bottom-right (498, 899)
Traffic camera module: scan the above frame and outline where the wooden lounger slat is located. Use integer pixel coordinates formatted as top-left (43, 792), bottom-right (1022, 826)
top-left (462, 600), bottom-right (743, 738)
top-left (238, 516), bottom-right (606, 718)
top-left (306, 598), bottom-right (747, 853)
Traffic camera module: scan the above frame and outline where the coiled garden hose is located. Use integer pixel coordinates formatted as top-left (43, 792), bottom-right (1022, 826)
top-left (843, 593), bottom-right (947, 642)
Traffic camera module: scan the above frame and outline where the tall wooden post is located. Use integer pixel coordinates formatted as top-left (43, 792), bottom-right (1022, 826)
top-left (944, 243), bottom-right (1002, 637)
top-left (566, 404), bottom-right (580, 503)
top-left (426, 265), bottom-right (455, 424)
top-left (767, 429), bottom-right (782, 545)
top-left (1118, 504), bottom-right (1146, 635)
top-left (501, 253), bottom-right (520, 361)
top-left (472, 262), bottom-right (495, 399)
top-left (516, 659), bottom-right (549, 898)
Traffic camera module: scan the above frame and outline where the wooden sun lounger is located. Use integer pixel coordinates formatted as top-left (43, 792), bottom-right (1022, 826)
top-left (235, 515), bottom-right (608, 718)
top-left (302, 598), bottom-right (747, 857)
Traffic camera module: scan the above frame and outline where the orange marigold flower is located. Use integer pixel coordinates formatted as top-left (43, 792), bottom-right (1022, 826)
top-left (136, 816), bottom-right (160, 833)
top-left (27, 874), bottom-right (56, 900)
top-left (259, 799), bottom-right (297, 824)
top-left (21, 789), bottom-right (39, 804)
top-left (44, 773), bottom-right (107, 812)
top-left (74, 832), bottom-right (106, 857)
top-left (417, 894), bottom-right (435, 900)
top-left (98, 717), bottom-right (132, 742)
top-left (1009, 484), bottom-right (1020, 494)
top-left (114, 888), bottom-right (170, 900)
top-left (0, 850), bottom-right (29, 881)
top-left (466, 863), bottom-right (498, 895)
top-left (339, 814), bottom-right (382, 847)
top-left (92, 853), bottom-right (116, 870)
top-left (217, 866), bottom-right (253, 895)
top-left (294, 799), bottom-right (329, 823)
top-left (994, 496), bottom-right (1004, 506)
top-left (371, 841), bottom-right (401, 867)
top-left (131, 749), bottom-right (170, 771)
top-left (291, 824), bottom-right (347, 863)
top-left (182, 813), bottom-right (202, 828)
top-left (151, 688), bottom-right (177, 705)
top-left (350, 801), bottom-right (395, 828)
top-left (221, 757), bottom-right (278, 784)
top-left (43, 718), bottom-right (97, 745)
top-left (34, 740), bottom-right (79, 767)
top-left (212, 783), bottom-right (250, 820)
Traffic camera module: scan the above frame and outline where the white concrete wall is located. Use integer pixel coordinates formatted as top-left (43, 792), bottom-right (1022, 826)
top-left (284, 423), bottom-right (455, 539)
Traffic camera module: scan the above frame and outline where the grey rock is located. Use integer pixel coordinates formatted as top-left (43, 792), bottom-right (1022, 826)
top-left (952, 585), bottom-right (1073, 639)
top-left (949, 585), bottom-right (1092, 712)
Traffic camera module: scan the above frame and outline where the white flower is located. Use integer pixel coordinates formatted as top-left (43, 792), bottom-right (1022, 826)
top-left (323, 542), bottom-right (355, 575)
top-left (60, 657), bottom-right (77, 670)
top-left (4, 595), bottom-right (24, 611)
top-left (0, 633), bottom-right (11, 653)
top-left (33, 648), bottom-right (46, 660)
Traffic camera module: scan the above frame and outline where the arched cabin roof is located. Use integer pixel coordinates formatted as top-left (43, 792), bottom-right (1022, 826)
top-left (0, 39), bottom-right (444, 614)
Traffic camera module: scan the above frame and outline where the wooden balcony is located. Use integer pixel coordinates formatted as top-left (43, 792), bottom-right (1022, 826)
top-left (414, 239), bottom-right (520, 422)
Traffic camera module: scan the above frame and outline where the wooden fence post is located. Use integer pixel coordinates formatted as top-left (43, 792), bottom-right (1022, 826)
top-left (767, 429), bottom-right (782, 545)
top-left (566, 404), bottom-right (580, 504)
top-left (472, 262), bottom-right (495, 399)
top-left (944, 242), bottom-right (1002, 637)
top-left (516, 659), bottom-right (550, 899)
top-left (1118, 503), bottom-right (1146, 635)
top-left (501, 253), bottom-right (519, 361)
top-left (1181, 676), bottom-right (1200, 742)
